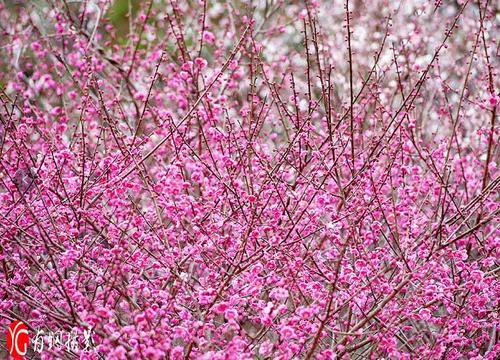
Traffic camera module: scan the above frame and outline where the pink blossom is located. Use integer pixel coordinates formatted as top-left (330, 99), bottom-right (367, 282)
top-left (224, 308), bottom-right (238, 320)
top-left (194, 57), bottom-right (208, 70)
top-left (0, 1), bottom-right (497, 359)
top-left (269, 287), bottom-right (289, 302)
top-left (203, 31), bottom-right (215, 44)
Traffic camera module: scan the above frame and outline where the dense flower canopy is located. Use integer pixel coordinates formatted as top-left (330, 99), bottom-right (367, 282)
top-left (0, 0), bottom-right (498, 359)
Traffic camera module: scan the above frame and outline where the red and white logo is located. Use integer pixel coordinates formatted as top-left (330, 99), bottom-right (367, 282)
top-left (6, 321), bottom-right (29, 359)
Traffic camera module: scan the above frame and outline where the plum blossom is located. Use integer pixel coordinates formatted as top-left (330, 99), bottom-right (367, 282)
top-left (0, 0), bottom-right (497, 359)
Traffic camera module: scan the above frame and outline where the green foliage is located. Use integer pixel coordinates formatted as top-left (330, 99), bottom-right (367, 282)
top-left (108, 0), bottom-right (140, 42)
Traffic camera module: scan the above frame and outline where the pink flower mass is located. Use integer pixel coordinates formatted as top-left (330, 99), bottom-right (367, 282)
top-left (0, 0), bottom-right (498, 359)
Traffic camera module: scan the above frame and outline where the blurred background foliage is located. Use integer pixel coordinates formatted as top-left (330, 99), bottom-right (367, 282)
top-left (108, 0), bottom-right (140, 43)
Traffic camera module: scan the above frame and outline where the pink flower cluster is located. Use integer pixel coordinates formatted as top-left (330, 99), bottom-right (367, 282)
top-left (0, 0), bottom-right (498, 359)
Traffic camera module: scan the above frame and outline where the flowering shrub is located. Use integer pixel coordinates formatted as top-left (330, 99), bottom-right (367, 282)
top-left (0, 0), bottom-right (498, 359)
